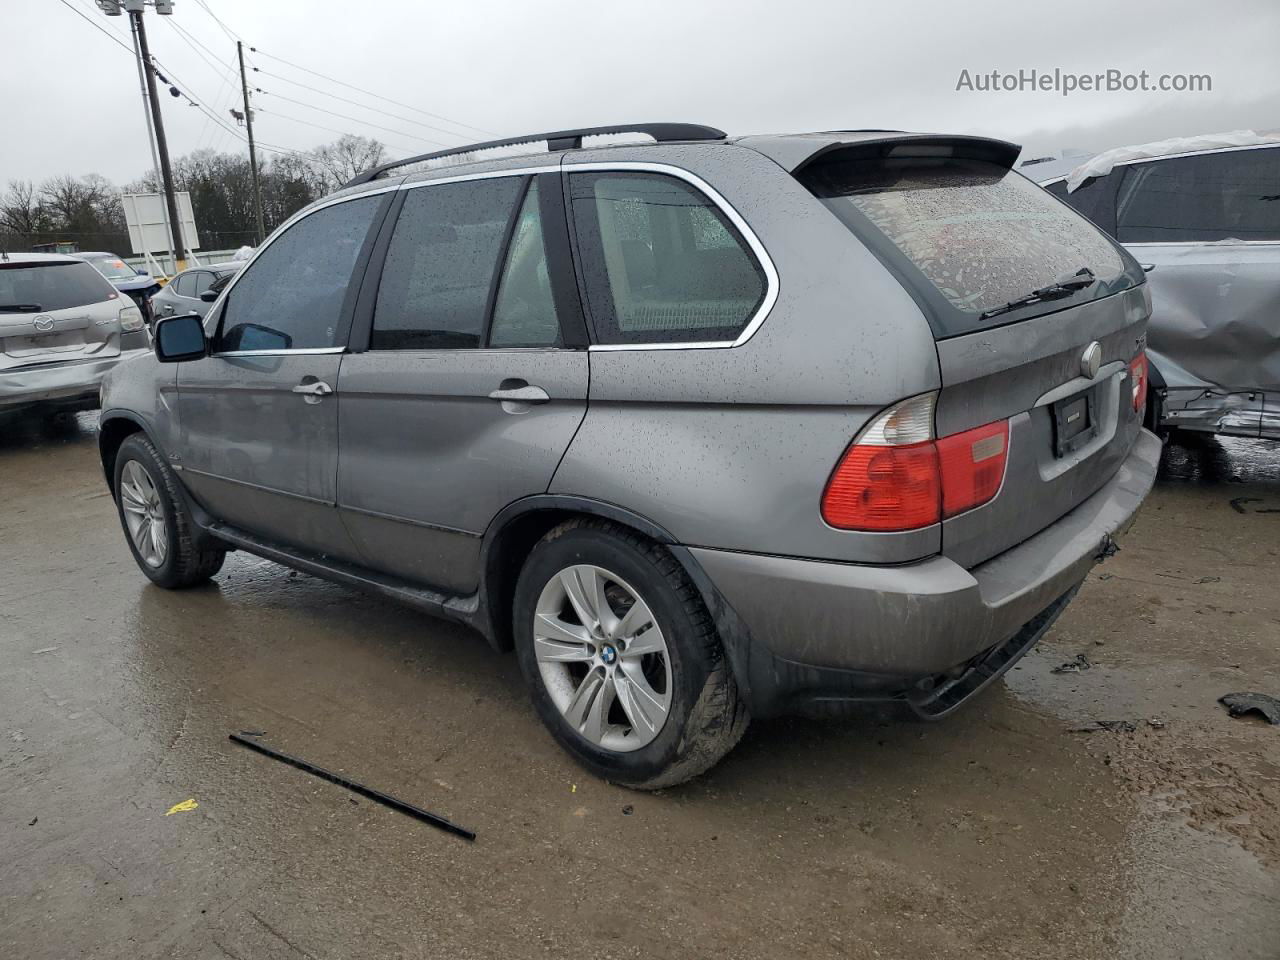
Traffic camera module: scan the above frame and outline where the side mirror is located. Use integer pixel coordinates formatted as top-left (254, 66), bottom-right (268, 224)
top-left (199, 289), bottom-right (218, 303)
top-left (136, 267), bottom-right (147, 276)
top-left (154, 312), bottom-right (207, 363)
top-left (1141, 263), bottom-right (1156, 274)
top-left (221, 322), bottom-right (292, 352)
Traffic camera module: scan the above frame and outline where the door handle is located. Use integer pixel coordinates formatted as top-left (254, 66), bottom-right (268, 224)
top-left (292, 379), bottom-right (334, 404)
top-left (488, 384), bottom-right (550, 404)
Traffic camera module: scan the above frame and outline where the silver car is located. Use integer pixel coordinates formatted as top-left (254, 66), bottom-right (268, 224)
top-left (1035, 135), bottom-right (1280, 441)
top-left (99, 124), bottom-right (1161, 787)
top-left (0, 253), bottom-right (149, 415)
top-left (149, 263), bottom-right (241, 322)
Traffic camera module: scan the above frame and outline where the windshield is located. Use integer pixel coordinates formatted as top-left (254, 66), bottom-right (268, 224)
top-left (0, 261), bottom-right (118, 312)
top-left (800, 156), bottom-right (1140, 337)
top-left (85, 256), bottom-right (140, 280)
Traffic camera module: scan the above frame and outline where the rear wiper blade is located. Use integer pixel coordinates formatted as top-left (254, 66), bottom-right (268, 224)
top-left (979, 267), bottom-right (1096, 321)
top-left (0, 303), bottom-right (44, 312)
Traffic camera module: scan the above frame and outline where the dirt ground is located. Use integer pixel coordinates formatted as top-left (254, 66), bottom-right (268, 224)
top-left (2, 413), bottom-right (1278, 960)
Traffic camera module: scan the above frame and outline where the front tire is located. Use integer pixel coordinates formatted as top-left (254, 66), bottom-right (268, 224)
top-left (513, 519), bottom-right (748, 789)
top-left (114, 433), bottom-right (225, 589)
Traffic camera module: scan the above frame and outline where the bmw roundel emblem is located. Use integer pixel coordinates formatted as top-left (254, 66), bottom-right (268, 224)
top-left (1080, 341), bottom-right (1102, 380)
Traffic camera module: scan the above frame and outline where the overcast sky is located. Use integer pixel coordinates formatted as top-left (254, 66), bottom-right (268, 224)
top-left (8, 0), bottom-right (1279, 186)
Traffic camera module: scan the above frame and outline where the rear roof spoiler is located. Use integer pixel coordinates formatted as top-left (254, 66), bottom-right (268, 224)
top-left (738, 133), bottom-right (1022, 174)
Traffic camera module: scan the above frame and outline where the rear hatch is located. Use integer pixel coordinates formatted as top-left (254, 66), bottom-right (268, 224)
top-left (798, 142), bottom-right (1149, 568)
top-left (0, 260), bottom-right (124, 372)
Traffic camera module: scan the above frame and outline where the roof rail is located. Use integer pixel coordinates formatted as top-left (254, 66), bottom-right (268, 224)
top-left (342, 122), bottom-right (727, 188)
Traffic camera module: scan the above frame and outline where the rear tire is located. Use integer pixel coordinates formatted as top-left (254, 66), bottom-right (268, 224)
top-left (1143, 390), bottom-right (1168, 441)
top-left (114, 433), bottom-right (225, 589)
top-left (513, 518), bottom-right (748, 790)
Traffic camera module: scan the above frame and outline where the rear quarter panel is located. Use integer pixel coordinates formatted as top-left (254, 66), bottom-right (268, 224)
top-left (552, 144), bottom-right (942, 563)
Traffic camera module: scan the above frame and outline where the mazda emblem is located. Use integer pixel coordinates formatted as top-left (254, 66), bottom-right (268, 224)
top-left (1080, 341), bottom-right (1102, 380)
top-left (33, 315), bottom-right (55, 333)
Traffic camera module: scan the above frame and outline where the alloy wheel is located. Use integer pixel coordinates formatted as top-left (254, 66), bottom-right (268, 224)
top-left (533, 564), bottom-right (673, 752)
top-left (119, 460), bottom-right (168, 569)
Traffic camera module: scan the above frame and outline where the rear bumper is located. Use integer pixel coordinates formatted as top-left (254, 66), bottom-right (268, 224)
top-left (0, 347), bottom-right (149, 412)
top-left (684, 428), bottom-right (1163, 717)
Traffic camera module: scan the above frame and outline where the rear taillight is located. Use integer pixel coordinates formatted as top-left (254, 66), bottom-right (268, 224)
top-left (118, 304), bottom-right (144, 332)
top-left (822, 441), bottom-right (942, 531)
top-left (821, 393), bottom-right (1010, 532)
top-left (1129, 351), bottom-right (1148, 414)
top-left (937, 420), bottom-right (1009, 517)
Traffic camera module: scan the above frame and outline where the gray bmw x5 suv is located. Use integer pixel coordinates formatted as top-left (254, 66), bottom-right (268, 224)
top-left (99, 123), bottom-right (1161, 788)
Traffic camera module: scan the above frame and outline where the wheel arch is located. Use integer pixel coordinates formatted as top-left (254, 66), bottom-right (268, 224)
top-left (99, 412), bottom-right (224, 554)
top-left (1143, 356), bottom-right (1168, 434)
top-left (476, 496), bottom-right (680, 652)
top-left (98, 410), bottom-right (151, 495)
top-left (475, 496), bottom-right (759, 711)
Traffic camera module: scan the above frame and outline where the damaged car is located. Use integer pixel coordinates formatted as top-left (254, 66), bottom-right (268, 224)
top-left (1, 252), bottom-right (150, 417)
top-left (1035, 131), bottom-right (1280, 441)
top-left (99, 124), bottom-right (1161, 787)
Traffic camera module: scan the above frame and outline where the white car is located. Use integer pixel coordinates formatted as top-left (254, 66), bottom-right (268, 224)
top-left (149, 263), bottom-right (241, 322)
top-left (0, 253), bottom-right (149, 415)
top-left (1033, 132), bottom-right (1280, 441)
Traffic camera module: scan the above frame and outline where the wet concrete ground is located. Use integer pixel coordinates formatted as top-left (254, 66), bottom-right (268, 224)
top-left (2, 414), bottom-right (1278, 960)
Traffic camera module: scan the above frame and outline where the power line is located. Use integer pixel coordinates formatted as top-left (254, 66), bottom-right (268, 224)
top-left (164, 16), bottom-right (236, 75)
top-left (250, 47), bottom-right (495, 138)
top-left (175, 0), bottom-right (488, 142)
top-left (155, 16), bottom-right (238, 152)
top-left (191, 0), bottom-right (239, 43)
top-left (254, 87), bottom-right (452, 148)
top-left (256, 109), bottom-right (415, 157)
top-left (53, 0), bottom-right (370, 170)
top-left (252, 67), bottom-right (471, 143)
top-left (54, 0), bottom-right (135, 54)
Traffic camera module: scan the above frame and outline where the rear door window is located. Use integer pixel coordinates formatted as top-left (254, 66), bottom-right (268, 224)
top-left (217, 195), bottom-right (382, 351)
top-left (489, 181), bottom-right (563, 348)
top-left (173, 272), bottom-right (197, 298)
top-left (1116, 147), bottom-right (1280, 243)
top-left (800, 156), bottom-right (1138, 337)
top-left (187, 271), bottom-right (213, 298)
top-left (371, 177), bottom-right (525, 350)
top-left (568, 172), bottom-right (766, 345)
top-left (0, 261), bottom-right (117, 313)
top-left (1044, 175), bottom-right (1119, 236)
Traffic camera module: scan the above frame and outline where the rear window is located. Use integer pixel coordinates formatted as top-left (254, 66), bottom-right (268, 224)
top-left (1115, 148), bottom-right (1280, 243)
top-left (85, 256), bottom-right (138, 281)
top-left (0, 261), bottom-right (118, 313)
top-left (800, 156), bottom-right (1138, 337)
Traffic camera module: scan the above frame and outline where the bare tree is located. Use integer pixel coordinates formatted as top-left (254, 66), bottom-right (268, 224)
top-left (0, 134), bottom-right (386, 254)
top-left (0, 180), bottom-right (47, 236)
top-left (308, 135), bottom-right (387, 191)
top-left (40, 175), bottom-right (103, 226)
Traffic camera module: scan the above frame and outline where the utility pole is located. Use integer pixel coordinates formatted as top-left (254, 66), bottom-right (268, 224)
top-left (238, 40), bottom-right (266, 244)
top-left (131, 7), bottom-right (186, 272)
top-left (100, 0), bottom-right (184, 271)
top-left (126, 11), bottom-right (173, 275)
